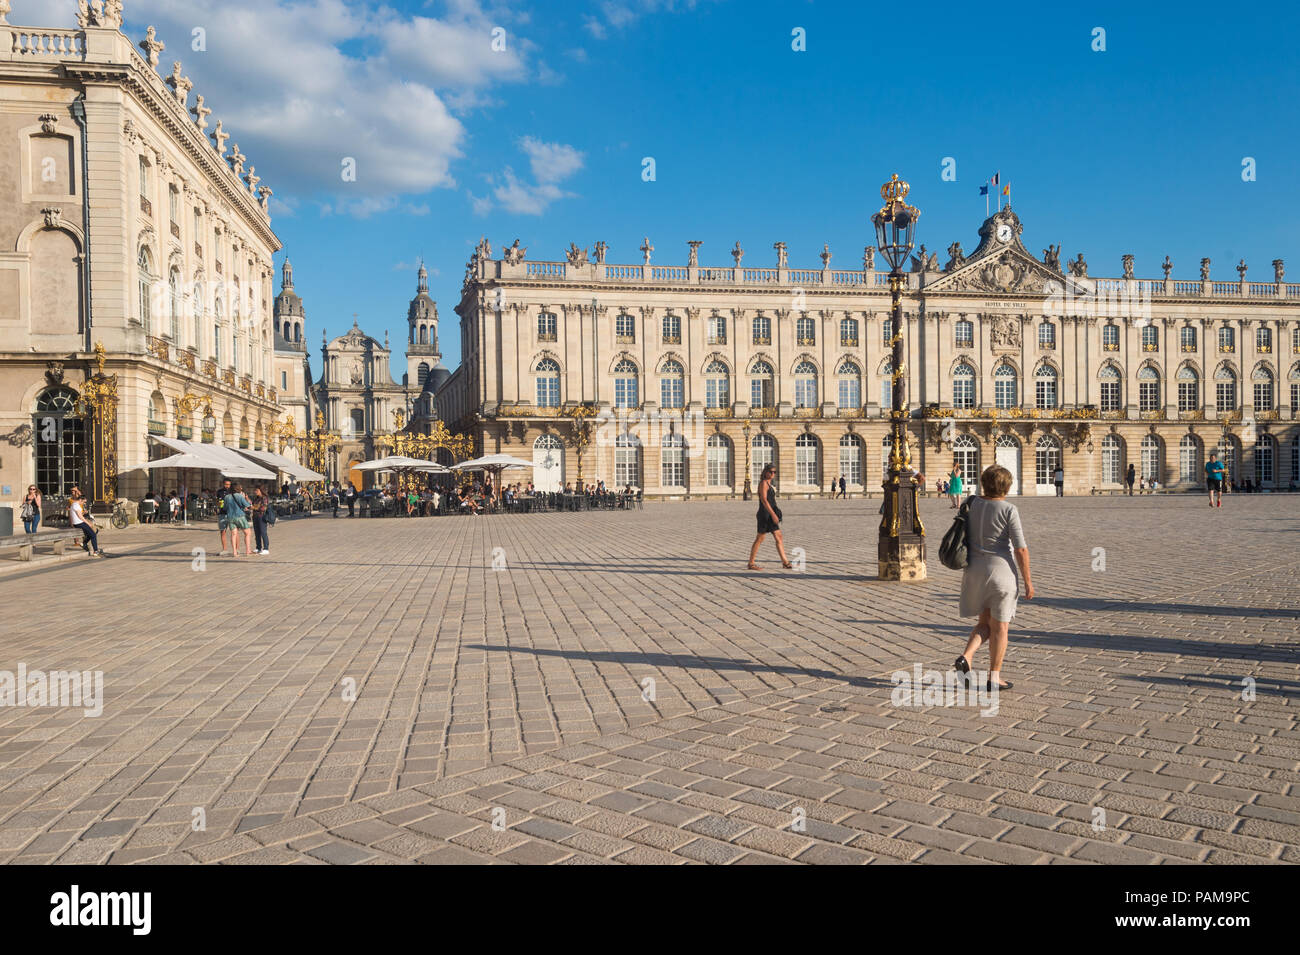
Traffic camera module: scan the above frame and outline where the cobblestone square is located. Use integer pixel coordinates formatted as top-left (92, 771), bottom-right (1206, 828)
top-left (1, 494), bottom-right (1296, 864)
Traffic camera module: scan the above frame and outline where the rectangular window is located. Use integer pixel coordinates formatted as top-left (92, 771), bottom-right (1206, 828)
top-left (751, 377), bottom-right (771, 408)
top-left (1254, 382), bottom-right (1274, 411)
top-left (839, 378), bottom-right (860, 409)
top-left (281, 370), bottom-right (288, 391)
top-left (707, 314), bottom-right (726, 345)
top-left (660, 377), bottom-right (683, 409)
top-left (614, 377), bottom-right (638, 408)
top-left (1180, 326), bottom-right (1197, 352)
top-left (1216, 380), bottom-right (1235, 412)
top-left (1139, 381), bottom-right (1160, 412)
top-left (1035, 377), bottom-right (1056, 410)
top-left (1100, 382), bottom-right (1121, 412)
top-left (882, 319), bottom-right (893, 346)
top-left (1177, 381), bottom-right (1197, 411)
top-left (537, 312), bottom-right (557, 342)
top-left (706, 443), bottom-right (730, 486)
top-left (953, 377), bottom-right (974, 409)
top-left (661, 442), bottom-right (684, 487)
top-left (839, 444), bottom-right (862, 485)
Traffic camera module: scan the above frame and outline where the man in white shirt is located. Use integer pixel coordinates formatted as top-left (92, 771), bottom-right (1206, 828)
top-left (68, 487), bottom-right (102, 556)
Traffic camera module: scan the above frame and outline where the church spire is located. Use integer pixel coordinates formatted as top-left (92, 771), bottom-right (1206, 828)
top-left (417, 258), bottom-right (428, 293)
top-left (281, 257), bottom-right (293, 291)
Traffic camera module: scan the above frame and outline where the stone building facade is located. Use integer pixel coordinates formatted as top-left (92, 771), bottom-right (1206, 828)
top-left (440, 212), bottom-right (1300, 497)
top-left (311, 321), bottom-right (408, 488)
top-left (0, 5), bottom-right (281, 506)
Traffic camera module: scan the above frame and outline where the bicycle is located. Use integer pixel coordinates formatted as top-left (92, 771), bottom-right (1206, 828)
top-left (110, 500), bottom-right (130, 529)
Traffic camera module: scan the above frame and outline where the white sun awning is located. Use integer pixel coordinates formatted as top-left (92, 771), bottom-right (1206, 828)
top-left (236, 448), bottom-right (326, 482)
top-left (147, 436), bottom-right (276, 480)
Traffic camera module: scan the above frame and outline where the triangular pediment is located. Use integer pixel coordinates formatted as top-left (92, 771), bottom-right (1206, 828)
top-left (922, 207), bottom-right (1090, 297)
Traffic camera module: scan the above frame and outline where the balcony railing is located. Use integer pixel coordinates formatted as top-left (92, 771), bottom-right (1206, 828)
top-left (139, 196), bottom-right (151, 216)
top-left (201, 359), bottom-right (217, 377)
top-left (842, 337), bottom-right (860, 348)
top-left (749, 406), bottom-right (777, 418)
top-left (178, 349), bottom-right (196, 371)
top-left (616, 334), bottom-right (635, 344)
top-left (662, 335), bottom-right (681, 345)
top-left (146, 336), bottom-right (169, 362)
top-left (753, 336), bottom-right (771, 346)
top-left (1142, 343), bottom-right (1158, 352)
top-left (1103, 343), bottom-right (1119, 351)
top-left (707, 335), bottom-right (727, 346)
top-left (797, 336), bottom-right (816, 346)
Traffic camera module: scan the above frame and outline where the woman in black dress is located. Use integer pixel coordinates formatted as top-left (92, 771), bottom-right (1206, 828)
top-left (748, 464), bottom-right (793, 570)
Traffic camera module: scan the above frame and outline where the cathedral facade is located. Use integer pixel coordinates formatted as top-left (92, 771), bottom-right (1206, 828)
top-left (438, 211), bottom-right (1300, 497)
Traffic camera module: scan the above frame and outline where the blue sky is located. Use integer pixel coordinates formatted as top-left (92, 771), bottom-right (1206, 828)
top-left (18, 0), bottom-right (1300, 379)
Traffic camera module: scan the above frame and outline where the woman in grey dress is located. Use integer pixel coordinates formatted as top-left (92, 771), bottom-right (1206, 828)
top-left (953, 465), bottom-right (1034, 691)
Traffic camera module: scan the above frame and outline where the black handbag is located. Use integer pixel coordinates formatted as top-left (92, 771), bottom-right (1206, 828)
top-left (939, 498), bottom-right (971, 570)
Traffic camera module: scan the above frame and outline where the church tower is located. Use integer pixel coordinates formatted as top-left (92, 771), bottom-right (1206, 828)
top-left (272, 258), bottom-right (313, 439)
top-left (406, 260), bottom-right (441, 390)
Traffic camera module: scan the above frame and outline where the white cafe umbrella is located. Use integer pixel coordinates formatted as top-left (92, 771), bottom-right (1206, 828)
top-left (352, 455), bottom-right (434, 472)
top-left (136, 452), bottom-right (210, 470)
top-left (450, 454), bottom-right (534, 471)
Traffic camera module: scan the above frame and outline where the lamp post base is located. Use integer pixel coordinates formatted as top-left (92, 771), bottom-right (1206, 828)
top-left (877, 470), bottom-right (927, 581)
top-left (877, 534), bottom-right (927, 581)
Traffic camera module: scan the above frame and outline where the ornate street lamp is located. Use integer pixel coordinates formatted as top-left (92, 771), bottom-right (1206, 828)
top-left (741, 420), bottom-right (752, 500)
top-left (871, 174), bottom-right (926, 581)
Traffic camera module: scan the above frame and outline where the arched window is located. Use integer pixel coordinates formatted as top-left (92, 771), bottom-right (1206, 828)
top-left (1102, 323), bottom-right (1119, 351)
top-left (1038, 321), bottom-right (1056, 349)
top-left (796, 315), bottom-right (815, 345)
top-left (952, 362), bottom-right (975, 409)
top-left (1254, 435), bottom-right (1276, 486)
top-left (1179, 434), bottom-right (1201, 483)
top-left (837, 360), bottom-right (861, 410)
top-left (954, 319), bottom-right (973, 349)
top-left (1101, 434), bottom-right (1122, 485)
top-left (1215, 365), bottom-right (1237, 411)
top-left (952, 432), bottom-right (979, 480)
top-left (704, 360), bottom-right (730, 409)
top-left (795, 433), bottom-right (820, 486)
top-left (1035, 434), bottom-right (1061, 488)
top-left (613, 358), bottom-right (639, 409)
top-left (840, 316), bottom-right (859, 347)
top-left (706, 434), bottom-right (732, 487)
top-left (659, 359), bottom-right (684, 408)
top-left (661, 433), bottom-right (686, 487)
top-left (880, 360), bottom-right (893, 410)
top-left (537, 311), bottom-right (557, 341)
top-left (750, 360), bottom-right (774, 408)
top-left (535, 357), bottom-right (560, 407)
top-left (662, 312), bottom-right (681, 344)
top-left (417, 362), bottom-right (430, 387)
top-left (615, 433), bottom-right (641, 487)
top-left (1034, 363), bottom-right (1058, 410)
top-left (994, 363), bottom-right (1017, 408)
top-left (33, 386), bottom-right (84, 496)
top-left (419, 325), bottom-right (427, 345)
top-left (1140, 434), bottom-right (1162, 482)
top-left (213, 295), bottom-right (223, 365)
top-left (1177, 366), bottom-right (1200, 412)
top-left (839, 433), bottom-right (863, 486)
top-left (137, 247), bottom-right (155, 333)
top-left (793, 360), bottom-right (818, 408)
top-left (616, 313), bottom-right (636, 342)
top-left (1099, 364), bottom-right (1122, 412)
top-left (1137, 365), bottom-right (1161, 412)
top-left (1252, 366), bottom-right (1275, 411)
top-left (752, 313), bottom-right (771, 345)
top-left (751, 433), bottom-right (775, 487)
top-left (193, 280), bottom-right (204, 351)
top-left (167, 268), bottom-right (180, 341)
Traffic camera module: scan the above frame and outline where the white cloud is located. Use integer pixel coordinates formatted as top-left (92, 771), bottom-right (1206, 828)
top-left (107, 0), bottom-right (535, 216)
top-left (519, 137), bottom-right (585, 184)
top-left (474, 138), bottom-right (584, 216)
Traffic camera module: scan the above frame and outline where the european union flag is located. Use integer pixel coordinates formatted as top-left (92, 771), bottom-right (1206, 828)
top-left (979, 184), bottom-right (989, 196)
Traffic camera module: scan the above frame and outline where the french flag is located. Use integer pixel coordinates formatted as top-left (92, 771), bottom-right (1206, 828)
top-left (991, 171), bottom-right (1000, 187)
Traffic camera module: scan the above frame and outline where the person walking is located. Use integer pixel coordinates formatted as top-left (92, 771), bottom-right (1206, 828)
top-left (953, 466), bottom-right (1033, 692)
top-left (947, 465), bottom-right (964, 509)
top-left (21, 484), bottom-right (42, 534)
top-left (330, 481), bottom-right (341, 518)
top-left (345, 483), bottom-right (356, 517)
top-left (251, 487), bottom-right (271, 555)
top-left (748, 464), bottom-right (793, 570)
top-left (838, 474), bottom-right (847, 499)
top-left (1205, 451), bottom-right (1226, 508)
top-left (1052, 465), bottom-right (1064, 497)
top-left (68, 487), bottom-right (102, 557)
top-left (1125, 463), bottom-right (1136, 496)
top-left (224, 482), bottom-right (253, 557)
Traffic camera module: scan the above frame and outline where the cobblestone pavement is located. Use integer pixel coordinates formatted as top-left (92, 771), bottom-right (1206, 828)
top-left (0, 494), bottom-right (1296, 864)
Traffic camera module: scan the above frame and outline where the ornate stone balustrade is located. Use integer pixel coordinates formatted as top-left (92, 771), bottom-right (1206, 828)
top-left (3, 28), bottom-right (85, 60)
